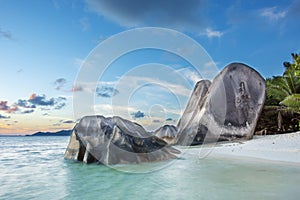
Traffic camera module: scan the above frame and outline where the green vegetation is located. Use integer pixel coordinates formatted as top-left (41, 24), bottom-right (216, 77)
top-left (266, 53), bottom-right (300, 113)
top-left (256, 53), bottom-right (300, 134)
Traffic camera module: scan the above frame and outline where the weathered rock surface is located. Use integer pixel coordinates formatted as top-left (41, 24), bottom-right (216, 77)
top-left (176, 63), bottom-right (266, 145)
top-left (176, 80), bottom-right (211, 145)
top-left (154, 125), bottom-right (178, 145)
top-left (64, 115), bottom-right (180, 164)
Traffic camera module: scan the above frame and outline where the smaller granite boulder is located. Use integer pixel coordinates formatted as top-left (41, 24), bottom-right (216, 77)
top-left (154, 125), bottom-right (178, 145)
top-left (64, 115), bottom-right (180, 165)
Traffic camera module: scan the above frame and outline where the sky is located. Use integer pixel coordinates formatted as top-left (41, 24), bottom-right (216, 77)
top-left (0, 0), bottom-right (299, 135)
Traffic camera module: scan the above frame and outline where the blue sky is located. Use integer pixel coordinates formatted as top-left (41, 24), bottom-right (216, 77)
top-left (0, 0), bottom-right (299, 134)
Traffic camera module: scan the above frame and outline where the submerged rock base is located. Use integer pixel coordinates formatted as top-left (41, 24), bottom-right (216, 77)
top-left (64, 116), bottom-right (180, 164)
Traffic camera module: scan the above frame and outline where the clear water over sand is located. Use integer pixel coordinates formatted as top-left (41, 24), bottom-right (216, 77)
top-left (1, 136), bottom-right (299, 200)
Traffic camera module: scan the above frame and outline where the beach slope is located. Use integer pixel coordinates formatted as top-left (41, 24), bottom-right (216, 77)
top-left (203, 132), bottom-right (300, 164)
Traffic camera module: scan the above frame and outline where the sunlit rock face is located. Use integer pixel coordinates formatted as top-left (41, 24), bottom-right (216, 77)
top-left (176, 80), bottom-right (211, 145)
top-left (64, 116), bottom-right (180, 164)
top-left (154, 125), bottom-right (178, 145)
top-left (176, 63), bottom-right (266, 145)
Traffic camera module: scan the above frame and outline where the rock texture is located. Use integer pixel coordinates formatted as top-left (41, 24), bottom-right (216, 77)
top-left (64, 115), bottom-right (180, 164)
top-left (176, 80), bottom-right (211, 145)
top-left (177, 63), bottom-right (266, 145)
top-left (154, 125), bottom-right (178, 145)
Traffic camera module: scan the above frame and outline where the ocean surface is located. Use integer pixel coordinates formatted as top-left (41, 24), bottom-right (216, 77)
top-left (1, 136), bottom-right (300, 200)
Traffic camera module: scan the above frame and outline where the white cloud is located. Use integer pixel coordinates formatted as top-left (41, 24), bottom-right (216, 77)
top-left (93, 103), bottom-right (181, 130)
top-left (94, 103), bottom-right (136, 116)
top-left (73, 81), bottom-right (117, 94)
top-left (115, 75), bottom-right (192, 98)
top-left (204, 61), bottom-right (219, 68)
top-left (177, 62), bottom-right (219, 81)
top-left (204, 28), bottom-right (224, 38)
top-left (176, 68), bottom-right (202, 84)
top-left (260, 7), bottom-right (287, 21)
top-left (75, 72), bottom-right (194, 123)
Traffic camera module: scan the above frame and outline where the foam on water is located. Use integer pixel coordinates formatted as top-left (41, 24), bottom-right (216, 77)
top-left (0, 136), bottom-right (300, 200)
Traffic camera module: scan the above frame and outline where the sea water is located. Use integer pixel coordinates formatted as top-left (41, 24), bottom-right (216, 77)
top-left (0, 136), bottom-right (299, 200)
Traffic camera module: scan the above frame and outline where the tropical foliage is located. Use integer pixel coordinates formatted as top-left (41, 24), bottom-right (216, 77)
top-left (266, 53), bottom-right (300, 113)
top-left (283, 53), bottom-right (300, 76)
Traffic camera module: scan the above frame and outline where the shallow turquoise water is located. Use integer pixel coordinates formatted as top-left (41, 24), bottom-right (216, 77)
top-left (0, 136), bottom-right (299, 200)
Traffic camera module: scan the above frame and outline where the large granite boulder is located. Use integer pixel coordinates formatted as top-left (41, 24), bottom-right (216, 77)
top-left (176, 63), bottom-right (266, 145)
top-left (64, 115), bottom-right (180, 164)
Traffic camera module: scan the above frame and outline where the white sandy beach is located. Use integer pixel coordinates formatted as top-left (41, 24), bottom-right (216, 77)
top-left (198, 132), bottom-right (300, 164)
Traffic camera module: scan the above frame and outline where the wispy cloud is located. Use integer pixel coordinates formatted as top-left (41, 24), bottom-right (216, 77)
top-left (54, 102), bottom-right (66, 110)
top-left (52, 123), bottom-right (61, 126)
top-left (62, 120), bottom-right (75, 124)
top-left (260, 6), bottom-right (287, 21)
top-left (53, 78), bottom-right (86, 92)
top-left (27, 94), bottom-right (66, 108)
top-left (166, 117), bottom-right (176, 122)
top-left (226, 2), bottom-right (294, 30)
top-left (0, 114), bottom-right (10, 119)
top-left (204, 28), bottom-right (224, 38)
top-left (0, 28), bottom-right (13, 40)
top-left (54, 78), bottom-right (67, 90)
top-left (175, 64), bottom-right (219, 85)
top-left (28, 93), bottom-right (55, 106)
top-left (21, 109), bottom-right (34, 114)
top-left (116, 75), bottom-right (192, 97)
top-left (152, 119), bottom-right (161, 123)
top-left (0, 101), bottom-right (18, 113)
top-left (86, 0), bottom-right (208, 32)
top-left (131, 110), bottom-right (145, 119)
top-left (71, 85), bottom-right (84, 92)
top-left (16, 99), bottom-right (36, 108)
top-left (96, 85), bottom-right (119, 98)
top-left (94, 104), bottom-right (137, 117)
top-left (9, 93), bottom-right (68, 114)
top-left (54, 97), bottom-right (67, 110)
top-left (71, 81), bottom-right (118, 94)
top-left (176, 67), bottom-right (202, 84)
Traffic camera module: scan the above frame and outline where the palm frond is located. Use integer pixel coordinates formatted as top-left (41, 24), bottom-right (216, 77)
top-left (280, 94), bottom-right (300, 113)
top-left (266, 76), bottom-right (291, 101)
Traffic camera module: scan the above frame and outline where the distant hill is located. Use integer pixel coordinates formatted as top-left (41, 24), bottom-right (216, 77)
top-left (27, 129), bottom-right (72, 136)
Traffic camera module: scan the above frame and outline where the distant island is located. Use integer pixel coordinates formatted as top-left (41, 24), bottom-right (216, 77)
top-left (26, 129), bottom-right (72, 136)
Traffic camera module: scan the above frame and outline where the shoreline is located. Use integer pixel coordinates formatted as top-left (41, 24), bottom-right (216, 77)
top-left (193, 131), bottom-right (300, 165)
top-left (2, 130), bottom-right (300, 166)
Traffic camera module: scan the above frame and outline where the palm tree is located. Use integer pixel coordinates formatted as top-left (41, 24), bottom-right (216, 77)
top-left (266, 53), bottom-right (300, 113)
top-left (283, 53), bottom-right (300, 76)
top-left (280, 94), bottom-right (300, 112)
